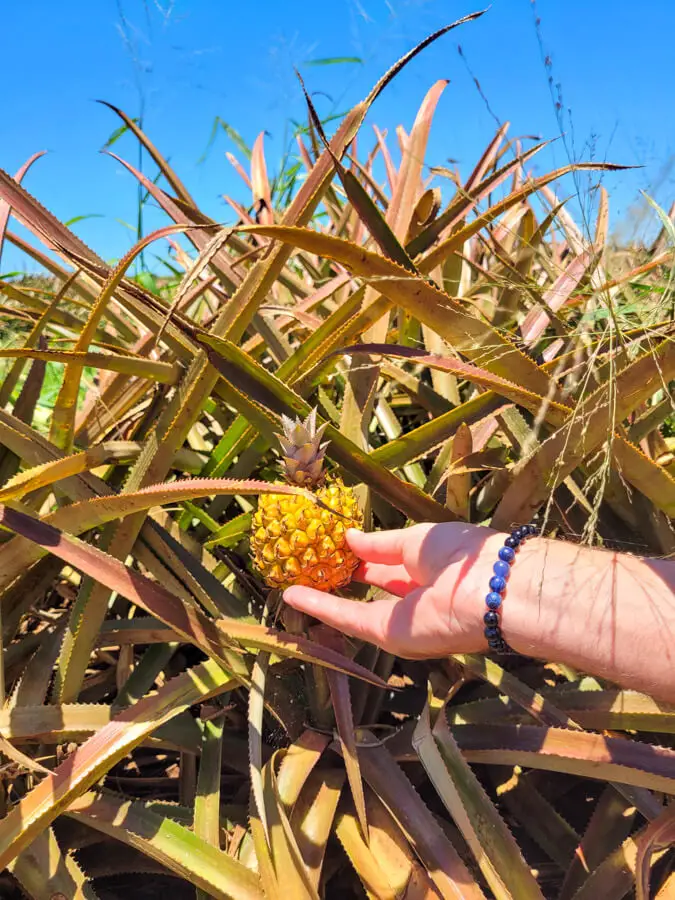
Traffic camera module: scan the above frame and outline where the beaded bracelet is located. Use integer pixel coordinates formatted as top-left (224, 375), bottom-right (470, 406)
top-left (484, 522), bottom-right (539, 654)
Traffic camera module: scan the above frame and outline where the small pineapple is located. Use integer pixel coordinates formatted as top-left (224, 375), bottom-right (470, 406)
top-left (251, 410), bottom-right (363, 591)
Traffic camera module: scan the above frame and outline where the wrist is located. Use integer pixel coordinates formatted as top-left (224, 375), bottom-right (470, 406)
top-left (450, 527), bottom-right (542, 654)
top-left (498, 535), bottom-right (552, 655)
top-left (500, 535), bottom-right (608, 663)
top-left (439, 524), bottom-right (598, 660)
top-left (467, 526), bottom-right (555, 656)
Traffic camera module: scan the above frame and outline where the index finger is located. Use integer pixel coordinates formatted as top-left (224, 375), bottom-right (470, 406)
top-left (346, 524), bottom-right (433, 566)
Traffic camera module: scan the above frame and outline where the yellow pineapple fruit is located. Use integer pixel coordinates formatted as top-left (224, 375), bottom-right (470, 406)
top-left (251, 410), bottom-right (363, 591)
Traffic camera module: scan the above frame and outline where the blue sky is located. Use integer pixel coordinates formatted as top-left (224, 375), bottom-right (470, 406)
top-left (2, 0), bottom-right (674, 274)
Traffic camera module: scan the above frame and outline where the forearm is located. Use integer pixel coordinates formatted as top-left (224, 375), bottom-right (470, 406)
top-left (498, 535), bottom-right (675, 701)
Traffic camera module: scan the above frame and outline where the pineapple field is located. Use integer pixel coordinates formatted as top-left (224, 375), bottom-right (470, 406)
top-left (1, 10), bottom-right (675, 899)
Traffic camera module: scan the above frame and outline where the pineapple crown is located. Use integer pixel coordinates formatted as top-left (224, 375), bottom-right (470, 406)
top-left (276, 409), bottom-right (329, 487)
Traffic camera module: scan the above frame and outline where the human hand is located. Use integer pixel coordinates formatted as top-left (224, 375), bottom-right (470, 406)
top-left (287, 521), bottom-right (675, 702)
top-left (283, 522), bottom-right (509, 658)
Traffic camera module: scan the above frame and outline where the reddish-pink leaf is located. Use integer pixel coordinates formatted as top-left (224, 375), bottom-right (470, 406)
top-left (0, 503), bottom-right (388, 688)
top-left (0, 151), bottom-right (46, 262)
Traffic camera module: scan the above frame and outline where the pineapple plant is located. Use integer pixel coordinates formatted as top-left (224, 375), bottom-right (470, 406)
top-left (2, 10), bottom-right (675, 899)
top-left (250, 409), bottom-right (363, 590)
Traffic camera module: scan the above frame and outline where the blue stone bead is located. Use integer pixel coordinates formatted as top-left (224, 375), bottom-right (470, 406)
top-left (486, 591), bottom-right (502, 609)
top-left (504, 535), bottom-right (520, 549)
top-left (498, 546), bottom-right (515, 564)
top-left (484, 625), bottom-right (499, 639)
top-left (516, 526), bottom-right (530, 540)
top-left (484, 611), bottom-right (499, 626)
top-left (493, 560), bottom-right (511, 579)
top-left (489, 575), bottom-right (507, 593)
top-left (527, 523), bottom-right (539, 536)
